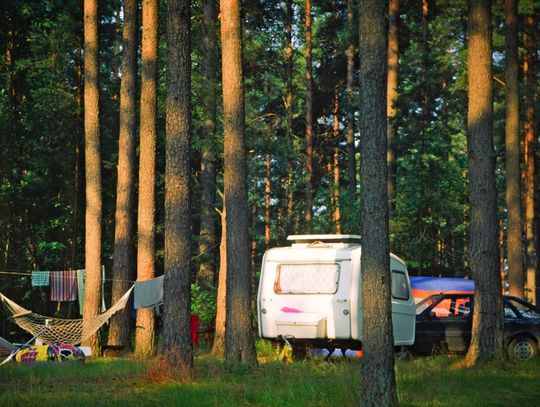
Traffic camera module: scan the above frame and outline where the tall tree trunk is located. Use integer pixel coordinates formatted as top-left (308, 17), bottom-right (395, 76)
top-left (464, 0), bottom-right (505, 366)
top-left (523, 11), bottom-right (537, 305)
top-left (71, 43), bottom-right (84, 270)
top-left (212, 205), bottom-right (226, 356)
top-left (220, 0), bottom-right (257, 367)
top-left (346, 0), bottom-right (357, 220)
top-left (304, 0), bottom-right (314, 232)
top-left (265, 152), bottom-right (271, 249)
top-left (135, 0), bottom-right (158, 357)
top-left (163, 0), bottom-right (193, 376)
top-left (197, 0), bottom-right (218, 291)
top-left (82, 0), bottom-right (102, 356)
top-left (358, 1), bottom-right (397, 406)
top-left (284, 0), bottom-right (295, 237)
top-left (504, 0), bottom-right (524, 299)
top-left (387, 0), bottom-right (399, 217)
top-left (109, 0), bottom-right (138, 350)
top-left (332, 89), bottom-right (342, 234)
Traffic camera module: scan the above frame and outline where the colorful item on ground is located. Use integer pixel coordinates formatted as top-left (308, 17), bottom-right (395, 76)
top-left (50, 270), bottom-right (78, 302)
top-left (14, 343), bottom-right (85, 363)
top-left (409, 276), bottom-right (474, 302)
top-left (31, 271), bottom-right (50, 287)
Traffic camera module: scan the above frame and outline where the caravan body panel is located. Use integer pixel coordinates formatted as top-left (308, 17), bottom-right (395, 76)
top-left (257, 235), bottom-right (415, 347)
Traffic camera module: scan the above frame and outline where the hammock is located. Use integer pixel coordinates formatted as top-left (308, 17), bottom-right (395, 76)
top-left (0, 287), bottom-right (134, 345)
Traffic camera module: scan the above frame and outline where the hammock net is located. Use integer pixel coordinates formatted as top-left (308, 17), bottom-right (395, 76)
top-left (0, 287), bottom-right (133, 345)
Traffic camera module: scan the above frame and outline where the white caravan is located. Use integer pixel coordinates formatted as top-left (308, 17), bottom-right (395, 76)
top-left (257, 234), bottom-right (416, 355)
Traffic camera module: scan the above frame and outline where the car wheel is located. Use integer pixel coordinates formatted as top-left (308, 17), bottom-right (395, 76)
top-left (508, 337), bottom-right (537, 361)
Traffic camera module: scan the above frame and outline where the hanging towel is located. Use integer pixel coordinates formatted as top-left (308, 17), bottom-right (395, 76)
top-left (31, 271), bottom-right (50, 287)
top-left (50, 270), bottom-right (78, 302)
top-left (134, 275), bottom-right (164, 309)
top-left (77, 269), bottom-right (85, 315)
top-left (77, 268), bottom-right (106, 315)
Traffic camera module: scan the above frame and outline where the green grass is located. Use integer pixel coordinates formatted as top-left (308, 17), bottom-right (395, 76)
top-left (1, 347), bottom-right (539, 406)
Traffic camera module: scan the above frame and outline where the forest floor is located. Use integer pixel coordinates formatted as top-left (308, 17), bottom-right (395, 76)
top-left (1, 343), bottom-right (539, 406)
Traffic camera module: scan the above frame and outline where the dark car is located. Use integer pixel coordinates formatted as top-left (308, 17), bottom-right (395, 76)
top-left (410, 293), bottom-right (540, 360)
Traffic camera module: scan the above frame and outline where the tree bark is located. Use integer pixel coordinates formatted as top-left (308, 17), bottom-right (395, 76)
top-left (82, 0), bottom-right (102, 356)
top-left (197, 0), bottom-right (218, 291)
top-left (464, 0), bottom-right (505, 366)
top-left (387, 0), bottom-right (399, 217)
top-left (304, 0), bottom-right (314, 232)
top-left (523, 12), bottom-right (537, 305)
top-left (220, 0), bottom-right (258, 367)
top-left (504, 0), bottom-right (524, 299)
top-left (135, 0), bottom-right (158, 357)
top-left (359, 1), bottom-right (397, 406)
top-left (265, 152), bottom-right (271, 249)
top-left (109, 0), bottom-right (138, 350)
top-left (212, 205), bottom-right (227, 357)
top-left (163, 0), bottom-right (193, 376)
top-left (332, 89), bottom-right (342, 234)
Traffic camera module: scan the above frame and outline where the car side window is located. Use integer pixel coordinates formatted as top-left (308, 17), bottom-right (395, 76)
top-left (391, 270), bottom-right (410, 301)
top-left (433, 296), bottom-right (471, 318)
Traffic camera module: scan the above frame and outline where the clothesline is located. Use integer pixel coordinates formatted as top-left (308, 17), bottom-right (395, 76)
top-left (0, 270), bottom-right (137, 284)
top-left (0, 241), bottom-right (220, 283)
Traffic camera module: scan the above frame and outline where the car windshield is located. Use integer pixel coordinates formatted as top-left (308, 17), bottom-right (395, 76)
top-left (506, 298), bottom-right (540, 319)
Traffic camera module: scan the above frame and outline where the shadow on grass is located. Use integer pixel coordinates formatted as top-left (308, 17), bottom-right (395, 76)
top-left (1, 352), bottom-right (539, 407)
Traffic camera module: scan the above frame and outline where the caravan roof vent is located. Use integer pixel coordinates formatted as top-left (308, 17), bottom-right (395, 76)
top-left (287, 234), bottom-right (362, 248)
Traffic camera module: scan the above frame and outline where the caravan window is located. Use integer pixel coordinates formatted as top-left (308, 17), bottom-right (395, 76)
top-left (391, 270), bottom-right (410, 300)
top-left (274, 264), bottom-right (340, 294)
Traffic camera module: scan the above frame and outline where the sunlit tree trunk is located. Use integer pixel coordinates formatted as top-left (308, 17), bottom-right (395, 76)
top-left (163, 0), bottom-right (193, 376)
top-left (304, 0), bottom-right (314, 232)
top-left (387, 0), bottom-right (399, 217)
top-left (332, 89), bottom-right (341, 234)
top-left (82, 0), bottom-right (102, 356)
top-left (135, 0), bottom-right (158, 357)
top-left (358, 1), bottom-right (397, 405)
top-left (465, 0), bottom-right (505, 366)
top-left (109, 0), bottom-right (138, 350)
top-left (523, 12), bottom-right (537, 305)
top-left (504, 0), bottom-right (524, 299)
top-left (265, 152), bottom-right (271, 248)
top-left (221, 0), bottom-right (257, 367)
top-left (197, 0), bottom-right (218, 291)
top-left (212, 204), bottom-right (226, 357)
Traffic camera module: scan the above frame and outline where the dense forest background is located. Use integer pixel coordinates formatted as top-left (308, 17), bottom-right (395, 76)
top-left (0, 0), bottom-right (538, 317)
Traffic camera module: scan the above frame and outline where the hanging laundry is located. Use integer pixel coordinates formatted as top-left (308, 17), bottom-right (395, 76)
top-left (31, 271), bottom-right (50, 287)
top-left (77, 269), bottom-right (85, 315)
top-left (77, 268), bottom-right (106, 315)
top-left (134, 275), bottom-right (164, 309)
top-left (50, 270), bottom-right (78, 302)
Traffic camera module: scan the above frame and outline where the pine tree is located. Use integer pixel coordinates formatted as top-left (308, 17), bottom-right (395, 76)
top-left (464, 0), bottom-right (504, 366)
top-left (359, 0), bottom-right (398, 405)
top-left (135, 0), bottom-right (158, 357)
top-left (221, 0), bottom-right (258, 368)
top-left (82, 0), bottom-right (103, 355)
top-left (109, 0), bottom-right (138, 350)
top-left (162, 0), bottom-right (193, 376)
